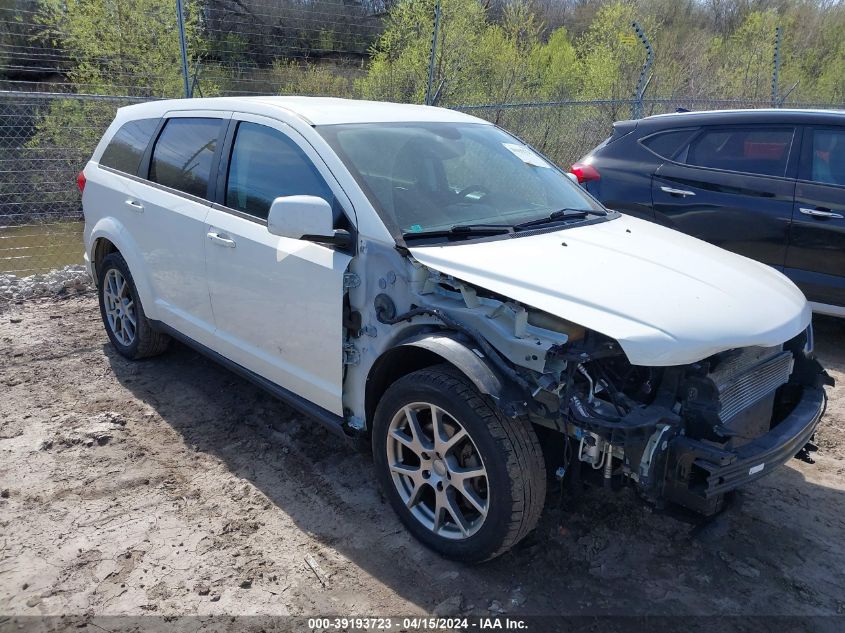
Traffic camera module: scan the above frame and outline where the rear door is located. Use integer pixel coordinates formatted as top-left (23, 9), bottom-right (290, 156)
top-left (785, 126), bottom-right (845, 310)
top-left (133, 112), bottom-right (229, 344)
top-left (204, 113), bottom-right (354, 415)
top-left (651, 125), bottom-right (798, 269)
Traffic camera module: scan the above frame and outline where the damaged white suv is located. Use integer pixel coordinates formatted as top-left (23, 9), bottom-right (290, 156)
top-left (81, 97), bottom-right (832, 562)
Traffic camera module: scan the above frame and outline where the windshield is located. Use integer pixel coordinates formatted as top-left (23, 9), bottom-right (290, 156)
top-left (316, 122), bottom-right (607, 242)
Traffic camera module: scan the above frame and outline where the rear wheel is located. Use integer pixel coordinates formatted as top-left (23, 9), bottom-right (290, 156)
top-left (97, 252), bottom-right (170, 360)
top-left (372, 365), bottom-right (546, 562)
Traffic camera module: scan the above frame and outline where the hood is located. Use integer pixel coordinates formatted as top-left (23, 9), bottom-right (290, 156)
top-left (409, 214), bottom-right (810, 366)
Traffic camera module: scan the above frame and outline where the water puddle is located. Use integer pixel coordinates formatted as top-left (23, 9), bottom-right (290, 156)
top-left (0, 221), bottom-right (85, 275)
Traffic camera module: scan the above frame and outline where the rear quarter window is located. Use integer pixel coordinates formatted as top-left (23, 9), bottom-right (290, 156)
top-left (640, 129), bottom-right (698, 160)
top-left (99, 118), bottom-right (159, 175)
top-left (685, 127), bottom-right (795, 178)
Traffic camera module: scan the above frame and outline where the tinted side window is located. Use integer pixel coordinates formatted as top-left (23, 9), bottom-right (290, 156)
top-left (810, 129), bottom-right (845, 187)
top-left (150, 118), bottom-right (222, 198)
top-left (100, 118), bottom-right (159, 174)
top-left (226, 122), bottom-right (335, 220)
top-left (641, 129), bottom-right (697, 160)
top-left (685, 127), bottom-right (795, 177)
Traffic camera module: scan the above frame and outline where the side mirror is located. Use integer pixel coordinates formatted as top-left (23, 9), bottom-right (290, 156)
top-left (268, 195), bottom-right (335, 241)
top-left (565, 172), bottom-right (580, 184)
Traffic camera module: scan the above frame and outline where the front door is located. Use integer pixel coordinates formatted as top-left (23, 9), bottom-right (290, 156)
top-left (785, 126), bottom-right (845, 309)
top-left (204, 114), bottom-right (354, 415)
top-left (651, 125), bottom-right (798, 269)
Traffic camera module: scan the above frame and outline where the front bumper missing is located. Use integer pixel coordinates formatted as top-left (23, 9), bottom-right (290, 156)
top-left (663, 386), bottom-right (825, 515)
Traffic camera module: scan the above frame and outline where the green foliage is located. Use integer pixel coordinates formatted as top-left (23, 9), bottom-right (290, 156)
top-left (357, 0), bottom-right (580, 106)
top-left (357, 0), bottom-right (486, 104)
top-left (271, 60), bottom-right (356, 97)
top-left (777, 3), bottom-right (845, 103)
top-left (708, 9), bottom-right (780, 101)
top-left (28, 0), bottom-right (215, 161)
top-left (528, 28), bottom-right (579, 100)
top-left (36, 0), bottom-right (204, 98)
top-left (575, 2), bottom-right (655, 101)
top-left (359, 0), bottom-right (845, 108)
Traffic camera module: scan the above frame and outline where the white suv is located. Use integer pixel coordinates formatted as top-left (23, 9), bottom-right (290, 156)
top-left (81, 97), bottom-right (831, 562)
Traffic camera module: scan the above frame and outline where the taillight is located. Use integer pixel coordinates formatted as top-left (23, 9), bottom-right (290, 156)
top-left (76, 171), bottom-right (86, 193)
top-left (570, 162), bottom-right (600, 184)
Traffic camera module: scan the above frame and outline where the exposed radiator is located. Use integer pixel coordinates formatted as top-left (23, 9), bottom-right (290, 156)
top-left (708, 346), bottom-right (794, 423)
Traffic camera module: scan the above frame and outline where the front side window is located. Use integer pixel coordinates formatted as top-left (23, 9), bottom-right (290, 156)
top-left (317, 122), bottom-right (605, 240)
top-left (685, 127), bottom-right (795, 177)
top-left (149, 118), bottom-right (222, 198)
top-left (810, 128), bottom-right (845, 187)
top-left (225, 122), bottom-right (335, 220)
top-left (100, 118), bottom-right (159, 174)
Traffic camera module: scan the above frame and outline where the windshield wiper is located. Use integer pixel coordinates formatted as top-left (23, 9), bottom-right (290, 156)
top-left (513, 208), bottom-right (605, 230)
top-left (402, 223), bottom-right (513, 240)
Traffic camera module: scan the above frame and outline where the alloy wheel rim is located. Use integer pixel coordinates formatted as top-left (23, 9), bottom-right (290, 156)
top-left (103, 268), bottom-right (136, 347)
top-left (386, 402), bottom-right (489, 540)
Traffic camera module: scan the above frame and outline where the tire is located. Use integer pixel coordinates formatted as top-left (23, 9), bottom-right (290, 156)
top-left (97, 252), bottom-right (170, 360)
top-left (372, 364), bottom-right (546, 562)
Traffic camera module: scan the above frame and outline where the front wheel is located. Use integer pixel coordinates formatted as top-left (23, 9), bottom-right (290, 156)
top-left (372, 365), bottom-right (546, 562)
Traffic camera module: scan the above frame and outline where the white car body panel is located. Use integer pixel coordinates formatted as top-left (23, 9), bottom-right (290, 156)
top-left (128, 110), bottom-right (230, 343)
top-left (204, 208), bottom-right (351, 414)
top-left (84, 212), bottom-right (156, 316)
top-left (203, 113), bottom-right (354, 415)
top-left (409, 214), bottom-right (811, 366)
top-left (133, 184), bottom-right (217, 342)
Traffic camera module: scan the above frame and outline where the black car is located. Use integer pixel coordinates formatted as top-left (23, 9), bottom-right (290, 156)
top-left (572, 109), bottom-right (845, 316)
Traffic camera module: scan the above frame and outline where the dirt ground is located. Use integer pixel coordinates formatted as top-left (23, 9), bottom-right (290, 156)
top-left (1, 294), bottom-right (844, 628)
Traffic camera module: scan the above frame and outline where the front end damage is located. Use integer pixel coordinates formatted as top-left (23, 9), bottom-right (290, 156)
top-left (545, 331), bottom-right (830, 514)
top-left (376, 265), bottom-right (834, 516)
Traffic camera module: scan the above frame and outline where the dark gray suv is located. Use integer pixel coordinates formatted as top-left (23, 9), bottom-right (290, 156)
top-left (572, 109), bottom-right (845, 316)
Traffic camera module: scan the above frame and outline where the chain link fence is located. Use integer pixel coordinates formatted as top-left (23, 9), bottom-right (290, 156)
top-left (0, 92), bottom-right (147, 302)
top-left (1, 0), bottom-right (844, 304)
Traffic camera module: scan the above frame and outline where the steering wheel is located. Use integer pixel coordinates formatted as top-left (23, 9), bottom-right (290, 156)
top-left (456, 184), bottom-right (490, 200)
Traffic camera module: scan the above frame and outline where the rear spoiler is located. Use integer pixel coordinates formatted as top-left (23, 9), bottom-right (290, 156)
top-left (606, 119), bottom-right (639, 145)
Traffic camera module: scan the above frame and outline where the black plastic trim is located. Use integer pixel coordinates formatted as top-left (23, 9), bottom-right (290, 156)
top-left (673, 386), bottom-right (824, 500)
top-left (137, 117), bottom-right (167, 179)
top-left (214, 118), bottom-right (238, 205)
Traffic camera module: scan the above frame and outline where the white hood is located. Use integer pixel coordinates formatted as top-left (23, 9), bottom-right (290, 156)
top-left (409, 214), bottom-right (810, 366)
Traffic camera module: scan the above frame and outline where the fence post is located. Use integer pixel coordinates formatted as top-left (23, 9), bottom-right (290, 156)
top-left (425, 2), bottom-right (441, 106)
top-left (631, 21), bottom-right (653, 119)
top-left (176, 0), bottom-right (192, 98)
top-left (771, 26), bottom-right (781, 108)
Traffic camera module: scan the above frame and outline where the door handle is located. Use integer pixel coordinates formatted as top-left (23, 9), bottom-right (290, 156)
top-left (125, 199), bottom-right (144, 212)
top-left (799, 207), bottom-right (843, 220)
top-left (207, 231), bottom-right (236, 248)
top-left (660, 186), bottom-right (696, 197)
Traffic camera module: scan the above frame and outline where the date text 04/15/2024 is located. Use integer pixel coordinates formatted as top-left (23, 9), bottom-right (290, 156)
top-left (307, 617), bottom-right (529, 630)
